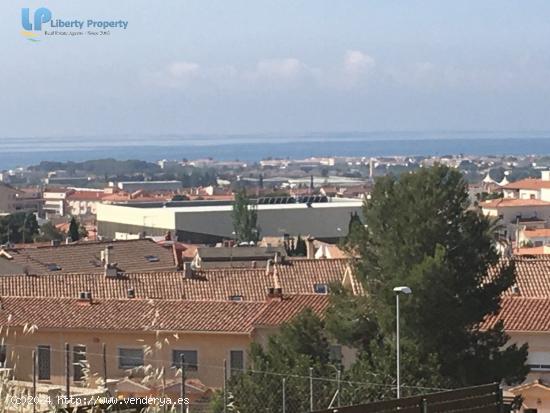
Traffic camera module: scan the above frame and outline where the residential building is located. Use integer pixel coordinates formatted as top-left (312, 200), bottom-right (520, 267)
top-left (483, 256), bottom-right (550, 412)
top-left (0, 183), bottom-right (42, 214)
top-left (480, 198), bottom-right (550, 241)
top-left (502, 171), bottom-right (550, 201)
top-left (0, 258), bottom-right (358, 391)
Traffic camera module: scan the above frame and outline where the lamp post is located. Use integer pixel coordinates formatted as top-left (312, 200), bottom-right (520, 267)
top-left (393, 286), bottom-right (412, 399)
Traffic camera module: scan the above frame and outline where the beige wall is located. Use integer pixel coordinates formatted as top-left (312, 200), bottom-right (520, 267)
top-left (3, 328), bottom-right (251, 389)
top-left (0, 185), bottom-right (19, 214)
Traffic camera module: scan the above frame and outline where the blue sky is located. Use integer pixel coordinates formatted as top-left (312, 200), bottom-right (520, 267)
top-left (2, 1), bottom-right (550, 137)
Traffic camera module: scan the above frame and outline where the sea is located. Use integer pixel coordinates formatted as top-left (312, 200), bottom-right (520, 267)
top-left (1, 131), bottom-right (550, 170)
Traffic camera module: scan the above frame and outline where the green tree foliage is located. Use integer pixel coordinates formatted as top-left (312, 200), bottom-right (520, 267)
top-left (0, 213), bottom-right (39, 244)
top-left (328, 165), bottom-right (528, 387)
top-left (231, 190), bottom-right (259, 243)
top-left (213, 310), bottom-right (337, 413)
top-left (68, 216), bottom-right (80, 242)
top-left (285, 235), bottom-right (307, 257)
top-left (35, 222), bottom-right (64, 242)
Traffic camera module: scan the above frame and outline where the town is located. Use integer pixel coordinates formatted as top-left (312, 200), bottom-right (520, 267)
top-left (0, 153), bottom-right (548, 412)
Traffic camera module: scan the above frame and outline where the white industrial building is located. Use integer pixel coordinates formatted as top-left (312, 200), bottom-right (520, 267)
top-left (97, 197), bottom-right (363, 243)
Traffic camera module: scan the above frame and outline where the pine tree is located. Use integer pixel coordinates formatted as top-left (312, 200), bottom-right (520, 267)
top-left (328, 165), bottom-right (528, 387)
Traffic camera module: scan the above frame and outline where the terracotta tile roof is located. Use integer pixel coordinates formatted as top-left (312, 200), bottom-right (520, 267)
top-left (0, 259), bottom-right (354, 302)
top-left (482, 297), bottom-right (550, 332)
top-left (0, 294), bottom-right (332, 333)
top-left (0, 239), bottom-right (177, 275)
top-left (0, 272), bottom-right (186, 300)
top-left (523, 228), bottom-right (550, 238)
top-left (480, 256), bottom-right (550, 332)
top-left (0, 297), bottom-right (265, 333)
top-left (503, 179), bottom-right (550, 190)
top-left (253, 295), bottom-right (331, 327)
top-left (515, 246), bottom-right (549, 255)
top-left (481, 198), bottom-right (550, 208)
top-left (490, 256), bottom-right (550, 298)
top-left (277, 258), bottom-right (359, 294)
top-left (66, 190), bottom-right (106, 201)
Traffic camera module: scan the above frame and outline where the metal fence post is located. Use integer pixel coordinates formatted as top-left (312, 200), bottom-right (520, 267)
top-left (309, 367), bottom-right (314, 412)
top-left (420, 397), bottom-right (428, 413)
top-left (32, 350), bottom-right (36, 413)
top-left (223, 359), bottom-right (227, 413)
top-left (180, 354), bottom-right (186, 413)
top-left (337, 368), bottom-right (341, 408)
top-left (421, 397), bottom-right (428, 413)
top-left (65, 343), bottom-right (70, 399)
top-left (102, 343), bottom-right (107, 388)
top-left (282, 377), bottom-right (286, 413)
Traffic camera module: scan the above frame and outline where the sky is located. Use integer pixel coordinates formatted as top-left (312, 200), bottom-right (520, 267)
top-left (2, 0), bottom-right (550, 138)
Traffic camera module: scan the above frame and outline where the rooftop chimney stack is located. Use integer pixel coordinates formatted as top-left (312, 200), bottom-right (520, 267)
top-left (103, 245), bottom-right (118, 277)
top-left (305, 236), bottom-right (315, 260)
top-left (183, 262), bottom-right (194, 278)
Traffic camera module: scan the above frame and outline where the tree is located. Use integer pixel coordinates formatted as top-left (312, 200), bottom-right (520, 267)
top-left (213, 310), bottom-right (337, 413)
top-left (68, 216), bottom-right (80, 241)
top-left (231, 190), bottom-right (259, 243)
top-left (35, 222), bottom-right (64, 242)
top-left (0, 212), bottom-right (39, 244)
top-left (329, 165), bottom-right (528, 387)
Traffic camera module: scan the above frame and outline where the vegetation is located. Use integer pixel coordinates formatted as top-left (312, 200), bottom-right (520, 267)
top-left (0, 212), bottom-right (39, 244)
top-left (231, 190), bottom-right (259, 243)
top-left (328, 164), bottom-right (528, 387)
top-left (35, 221), bottom-right (64, 242)
top-left (220, 165), bottom-right (529, 411)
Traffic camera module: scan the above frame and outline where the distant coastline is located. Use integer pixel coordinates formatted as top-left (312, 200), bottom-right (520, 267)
top-left (1, 132), bottom-right (550, 169)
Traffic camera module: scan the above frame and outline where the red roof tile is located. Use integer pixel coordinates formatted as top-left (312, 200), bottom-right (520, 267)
top-left (482, 297), bottom-right (550, 332)
top-left (481, 198), bottom-right (550, 208)
top-left (0, 297), bottom-right (264, 333)
top-left (503, 179), bottom-right (550, 190)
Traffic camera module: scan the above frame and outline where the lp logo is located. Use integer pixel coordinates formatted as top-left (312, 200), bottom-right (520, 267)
top-left (21, 8), bottom-right (52, 31)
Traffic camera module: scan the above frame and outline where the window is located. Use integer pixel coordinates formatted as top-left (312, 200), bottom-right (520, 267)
top-left (314, 283), bottom-right (329, 294)
top-left (37, 345), bottom-right (51, 380)
top-left (172, 350), bottom-right (198, 371)
top-left (118, 348), bottom-right (144, 369)
top-left (73, 345), bottom-right (86, 381)
top-left (230, 350), bottom-right (244, 376)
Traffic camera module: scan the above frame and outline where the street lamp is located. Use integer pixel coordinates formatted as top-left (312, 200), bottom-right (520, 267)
top-left (393, 286), bottom-right (412, 399)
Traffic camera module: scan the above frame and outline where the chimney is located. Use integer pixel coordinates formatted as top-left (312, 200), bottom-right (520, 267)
top-left (127, 288), bottom-right (136, 299)
top-left (183, 262), bottom-right (194, 278)
top-left (51, 240), bottom-right (60, 247)
top-left (103, 245), bottom-right (113, 265)
top-left (267, 286), bottom-right (283, 301)
top-left (65, 237), bottom-right (72, 245)
top-left (265, 259), bottom-right (273, 276)
top-left (305, 236), bottom-right (315, 259)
